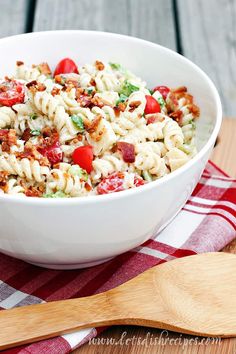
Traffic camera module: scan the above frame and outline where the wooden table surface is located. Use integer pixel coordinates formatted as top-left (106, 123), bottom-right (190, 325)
top-left (75, 118), bottom-right (236, 353)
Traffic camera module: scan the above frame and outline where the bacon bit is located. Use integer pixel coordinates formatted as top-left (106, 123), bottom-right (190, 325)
top-left (95, 60), bottom-right (105, 71)
top-left (16, 61), bottom-right (24, 66)
top-left (85, 182), bottom-right (92, 192)
top-left (0, 129), bottom-right (17, 152)
top-left (41, 126), bottom-right (54, 138)
top-left (90, 96), bottom-right (104, 108)
top-left (86, 114), bottom-right (102, 134)
top-left (166, 92), bottom-right (178, 113)
top-left (169, 110), bottom-right (183, 125)
top-left (117, 142), bottom-right (135, 163)
top-left (117, 102), bottom-right (126, 112)
top-left (51, 86), bottom-right (61, 96)
top-left (38, 62), bottom-right (51, 75)
top-left (25, 186), bottom-right (44, 197)
top-left (77, 134), bottom-right (83, 141)
top-left (77, 94), bottom-right (92, 108)
top-left (188, 103), bottom-right (200, 118)
top-left (129, 100), bottom-right (141, 112)
top-left (114, 106), bottom-right (121, 117)
top-left (26, 80), bottom-right (46, 92)
top-left (146, 113), bottom-right (165, 125)
top-left (90, 78), bottom-right (96, 87)
top-left (111, 143), bottom-right (118, 153)
top-left (21, 128), bottom-right (31, 142)
top-left (26, 80), bottom-right (38, 89)
top-left (172, 86), bottom-right (187, 94)
top-left (0, 171), bottom-right (9, 192)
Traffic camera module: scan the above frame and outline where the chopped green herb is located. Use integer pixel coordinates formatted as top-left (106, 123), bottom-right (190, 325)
top-left (191, 121), bottom-right (196, 129)
top-left (29, 113), bottom-right (38, 120)
top-left (30, 129), bottom-right (41, 136)
top-left (43, 191), bottom-right (69, 198)
top-left (71, 115), bottom-right (84, 131)
top-left (157, 97), bottom-right (165, 108)
top-left (68, 165), bottom-right (88, 181)
top-left (116, 93), bottom-right (128, 106)
top-left (149, 89), bottom-right (154, 95)
top-left (142, 171), bottom-right (153, 182)
top-left (120, 80), bottom-right (139, 97)
top-left (86, 87), bottom-right (94, 95)
top-left (109, 62), bottom-right (122, 70)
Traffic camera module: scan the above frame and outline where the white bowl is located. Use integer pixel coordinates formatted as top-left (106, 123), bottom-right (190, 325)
top-left (0, 31), bottom-right (222, 269)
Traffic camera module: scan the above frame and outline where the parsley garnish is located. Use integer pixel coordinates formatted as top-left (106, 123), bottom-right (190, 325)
top-left (71, 115), bottom-right (84, 131)
top-left (109, 62), bottom-right (122, 70)
top-left (30, 113), bottom-right (37, 120)
top-left (30, 129), bottom-right (41, 136)
top-left (120, 80), bottom-right (139, 97)
top-left (68, 165), bottom-right (88, 181)
top-left (86, 87), bottom-right (94, 95)
top-left (43, 191), bottom-right (69, 198)
top-left (157, 97), bottom-right (165, 108)
top-left (116, 93), bottom-right (128, 106)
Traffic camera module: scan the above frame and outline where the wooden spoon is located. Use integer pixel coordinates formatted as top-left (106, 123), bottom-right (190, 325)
top-left (0, 252), bottom-right (236, 350)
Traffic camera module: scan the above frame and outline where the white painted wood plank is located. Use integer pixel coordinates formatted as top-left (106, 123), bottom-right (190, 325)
top-left (33, 0), bottom-right (177, 50)
top-left (0, 0), bottom-right (28, 38)
top-left (177, 0), bottom-right (236, 117)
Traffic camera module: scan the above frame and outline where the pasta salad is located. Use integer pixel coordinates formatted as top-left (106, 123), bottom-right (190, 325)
top-left (0, 58), bottom-right (199, 197)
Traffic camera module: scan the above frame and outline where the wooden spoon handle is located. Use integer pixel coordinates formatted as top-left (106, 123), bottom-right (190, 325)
top-left (0, 293), bottom-right (121, 350)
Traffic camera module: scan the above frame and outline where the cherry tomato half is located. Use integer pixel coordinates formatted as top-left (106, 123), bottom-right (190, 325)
top-left (72, 145), bottom-right (93, 173)
top-left (144, 95), bottom-right (161, 115)
top-left (0, 80), bottom-right (25, 107)
top-left (53, 58), bottom-right (79, 77)
top-left (153, 85), bottom-right (170, 100)
top-left (134, 176), bottom-right (145, 187)
top-left (97, 172), bottom-right (125, 195)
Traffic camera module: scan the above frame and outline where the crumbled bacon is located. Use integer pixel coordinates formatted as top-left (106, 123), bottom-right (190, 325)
top-left (26, 80), bottom-right (46, 92)
top-left (188, 103), bottom-right (200, 118)
top-left (172, 86), bottom-right (187, 94)
top-left (51, 86), bottom-right (61, 96)
top-left (169, 110), bottom-right (183, 125)
top-left (114, 102), bottom-right (126, 117)
top-left (21, 128), bottom-right (31, 142)
top-left (76, 89), bottom-right (93, 107)
top-left (85, 182), bottom-right (92, 191)
top-left (0, 171), bottom-right (9, 192)
top-left (16, 61), bottom-right (24, 66)
top-left (90, 96), bottom-right (104, 108)
top-left (37, 62), bottom-right (51, 76)
top-left (95, 60), bottom-right (105, 71)
top-left (117, 102), bottom-right (126, 112)
top-left (90, 78), bottom-right (96, 87)
top-left (117, 142), bottom-right (135, 163)
top-left (129, 100), bottom-right (141, 112)
top-left (0, 129), bottom-right (17, 152)
top-left (146, 113), bottom-right (165, 125)
top-left (86, 114), bottom-right (102, 134)
top-left (25, 186), bottom-right (44, 197)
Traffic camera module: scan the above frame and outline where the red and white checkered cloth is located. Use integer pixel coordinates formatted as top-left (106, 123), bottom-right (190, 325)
top-left (1, 161), bottom-right (235, 354)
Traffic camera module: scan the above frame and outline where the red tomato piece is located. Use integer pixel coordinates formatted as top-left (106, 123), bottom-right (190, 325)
top-left (117, 142), bottom-right (135, 163)
top-left (97, 172), bottom-right (125, 195)
top-left (134, 176), bottom-right (146, 187)
top-left (40, 141), bottom-right (63, 165)
top-left (0, 80), bottom-right (24, 107)
top-left (153, 85), bottom-right (170, 100)
top-left (54, 58), bottom-right (79, 77)
top-left (144, 95), bottom-right (161, 115)
top-left (72, 145), bottom-right (93, 173)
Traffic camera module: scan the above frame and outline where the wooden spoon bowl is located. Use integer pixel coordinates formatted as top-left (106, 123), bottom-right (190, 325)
top-left (0, 252), bottom-right (236, 350)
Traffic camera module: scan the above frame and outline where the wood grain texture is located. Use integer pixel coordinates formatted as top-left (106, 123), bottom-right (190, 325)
top-left (1, 253), bottom-right (236, 350)
top-left (0, 0), bottom-right (28, 38)
top-left (33, 0), bottom-right (177, 50)
top-left (76, 118), bottom-right (236, 353)
top-left (177, 0), bottom-right (236, 117)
